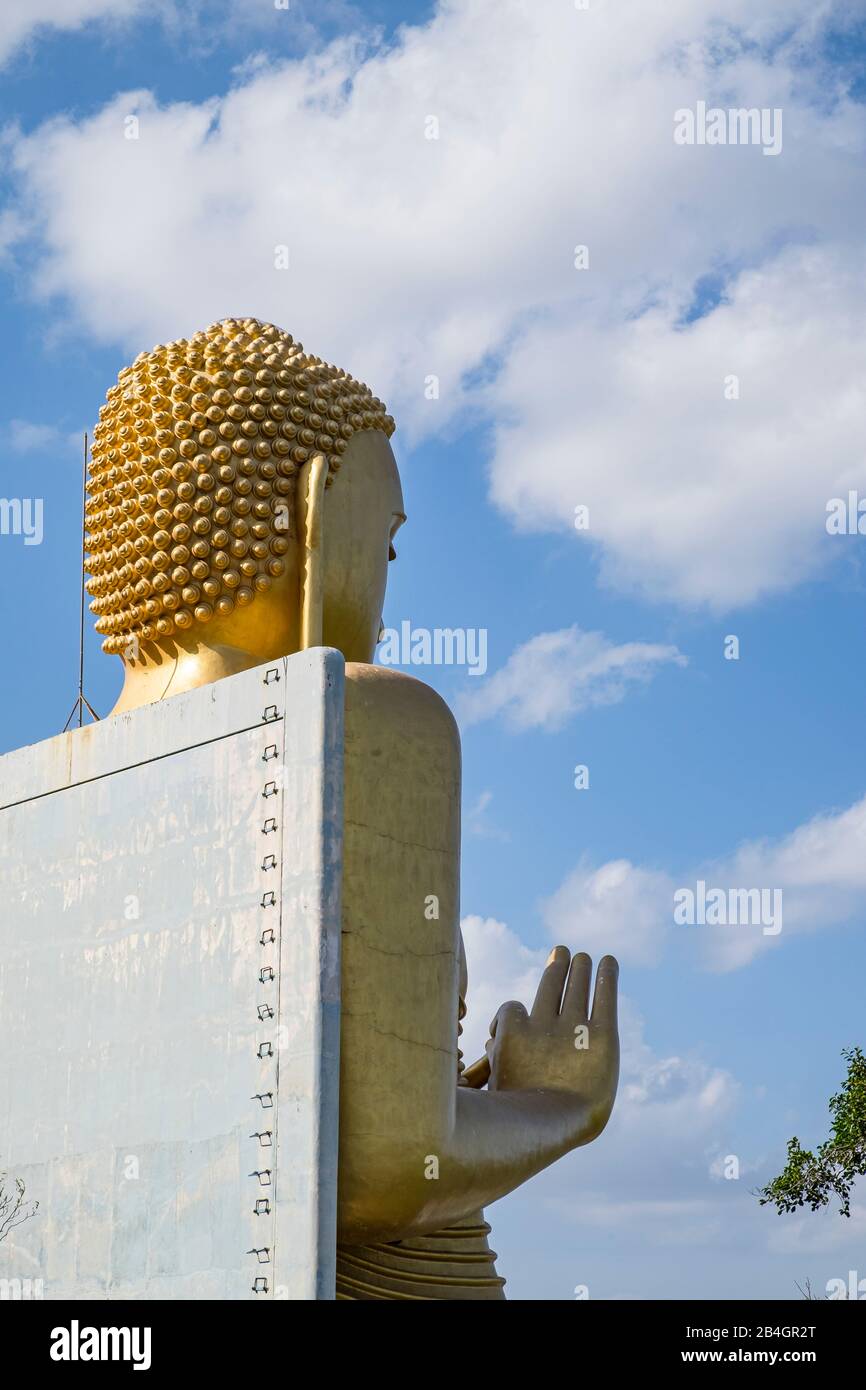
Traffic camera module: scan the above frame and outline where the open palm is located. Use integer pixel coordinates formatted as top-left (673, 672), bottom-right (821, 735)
top-left (483, 947), bottom-right (619, 1139)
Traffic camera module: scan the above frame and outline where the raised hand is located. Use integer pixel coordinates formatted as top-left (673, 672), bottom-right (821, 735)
top-left (484, 947), bottom-right (619, 1140)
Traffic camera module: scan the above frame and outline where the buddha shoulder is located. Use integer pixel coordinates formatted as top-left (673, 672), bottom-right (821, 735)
top-left (344, 663), bottom-right (460, 770)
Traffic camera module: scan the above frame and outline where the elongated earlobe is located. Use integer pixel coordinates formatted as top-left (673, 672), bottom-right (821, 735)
top-left (297, 453), bottom-right (328, 650)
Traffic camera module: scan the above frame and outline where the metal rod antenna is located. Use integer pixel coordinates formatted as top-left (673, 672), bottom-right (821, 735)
top-left (78, 430), bottom-right (87, 728)
top-left (63, 430), bottom-right (100, 732)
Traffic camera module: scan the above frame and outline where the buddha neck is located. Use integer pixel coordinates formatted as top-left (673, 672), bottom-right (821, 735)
top-left (110, 638), bottom-right (290, 716)
top-left (107, 561), bottom-right (304, 715)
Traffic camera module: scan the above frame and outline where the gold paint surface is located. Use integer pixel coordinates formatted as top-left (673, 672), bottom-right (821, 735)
top-left (87, 320), bottom-right (620, 1299)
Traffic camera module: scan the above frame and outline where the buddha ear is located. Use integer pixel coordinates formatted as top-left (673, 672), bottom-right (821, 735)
top-left (296, 453), bottom-right (328, 650)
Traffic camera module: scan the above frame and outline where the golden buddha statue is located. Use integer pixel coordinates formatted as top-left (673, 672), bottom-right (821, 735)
top-left (85, 317), bottom-right (620, 1300)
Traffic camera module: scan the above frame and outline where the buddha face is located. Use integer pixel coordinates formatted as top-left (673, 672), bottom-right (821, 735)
top-left (229, 426), bottom-right (404, 666)
top-left (317, 429), bottom-right (406, 663)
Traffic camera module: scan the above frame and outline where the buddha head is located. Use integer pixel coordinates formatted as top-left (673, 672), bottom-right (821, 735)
top-left (85, 318), bottom-right (405, 713)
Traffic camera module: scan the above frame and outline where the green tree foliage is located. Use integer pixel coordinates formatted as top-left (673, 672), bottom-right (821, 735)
top-left (758, 1047), bottom-right (866, 1219)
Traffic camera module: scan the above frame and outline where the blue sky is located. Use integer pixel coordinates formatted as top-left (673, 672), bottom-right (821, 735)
top-left (1, 0), bottom-right (866, 1299)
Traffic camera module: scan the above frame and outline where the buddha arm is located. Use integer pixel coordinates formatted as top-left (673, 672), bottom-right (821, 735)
top-left (337, 665), bottom-right (619, 1245)
top-left (339, 1087), bottom-right (611, 1245)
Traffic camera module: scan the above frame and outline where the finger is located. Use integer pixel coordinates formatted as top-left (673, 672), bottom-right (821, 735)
top-left (489, 1000), bottom-right (529, 1037)
top-left (590, 955), bottom-right (619, 1029)
top-left (531, 945), bottom-right (571, 1019)
top-left (462, 1056), bottom-right (491, 1089)
top-left (562, 952), bottom-right (592, 1022)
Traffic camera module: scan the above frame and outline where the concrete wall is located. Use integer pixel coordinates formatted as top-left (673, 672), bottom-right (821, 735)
top-left (0, 649), bottom-right (343, 1300)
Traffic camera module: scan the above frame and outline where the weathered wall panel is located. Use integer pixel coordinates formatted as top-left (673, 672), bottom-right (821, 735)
top-left (0, 649), bottom-right (343, 1300)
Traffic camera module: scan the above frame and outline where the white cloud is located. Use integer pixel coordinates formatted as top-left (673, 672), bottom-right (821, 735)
top-left (2, 420), bottom-right (85, 457)
top-left (7, 419), bottom-right (61, 452)
top-left (465, 790), bottom-right (510, 841)
top-left (534, 794), bottom-right (866, 972)
top-left (0, 209), bottom-right (24, 261)
top-left (5, 0), bottom-right (866, 608)
top-left (702, 793), bottom-right (866, 969)
top-left (708, 1151), bottom-right (761, 1182)
top-left (766, 1200), bottom-right (866, 1258)
top-left (0, 0), bottom-right (149, 67)
top-left (542, 858), bottom-right (676, 967)
top-left (0, 0), bottom-right (373, 71)
top-left (488, 246), bottom-right (866, 608)
top-left (457, 626), bottom-right (685, 732)
top-left (458, 914), bottom-right (545, 1065)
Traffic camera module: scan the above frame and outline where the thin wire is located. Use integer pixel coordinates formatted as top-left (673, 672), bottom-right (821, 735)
top-left (63, 431), bottom-right (99, 732)
top-left (78, 431), bottom-right (87, 728)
